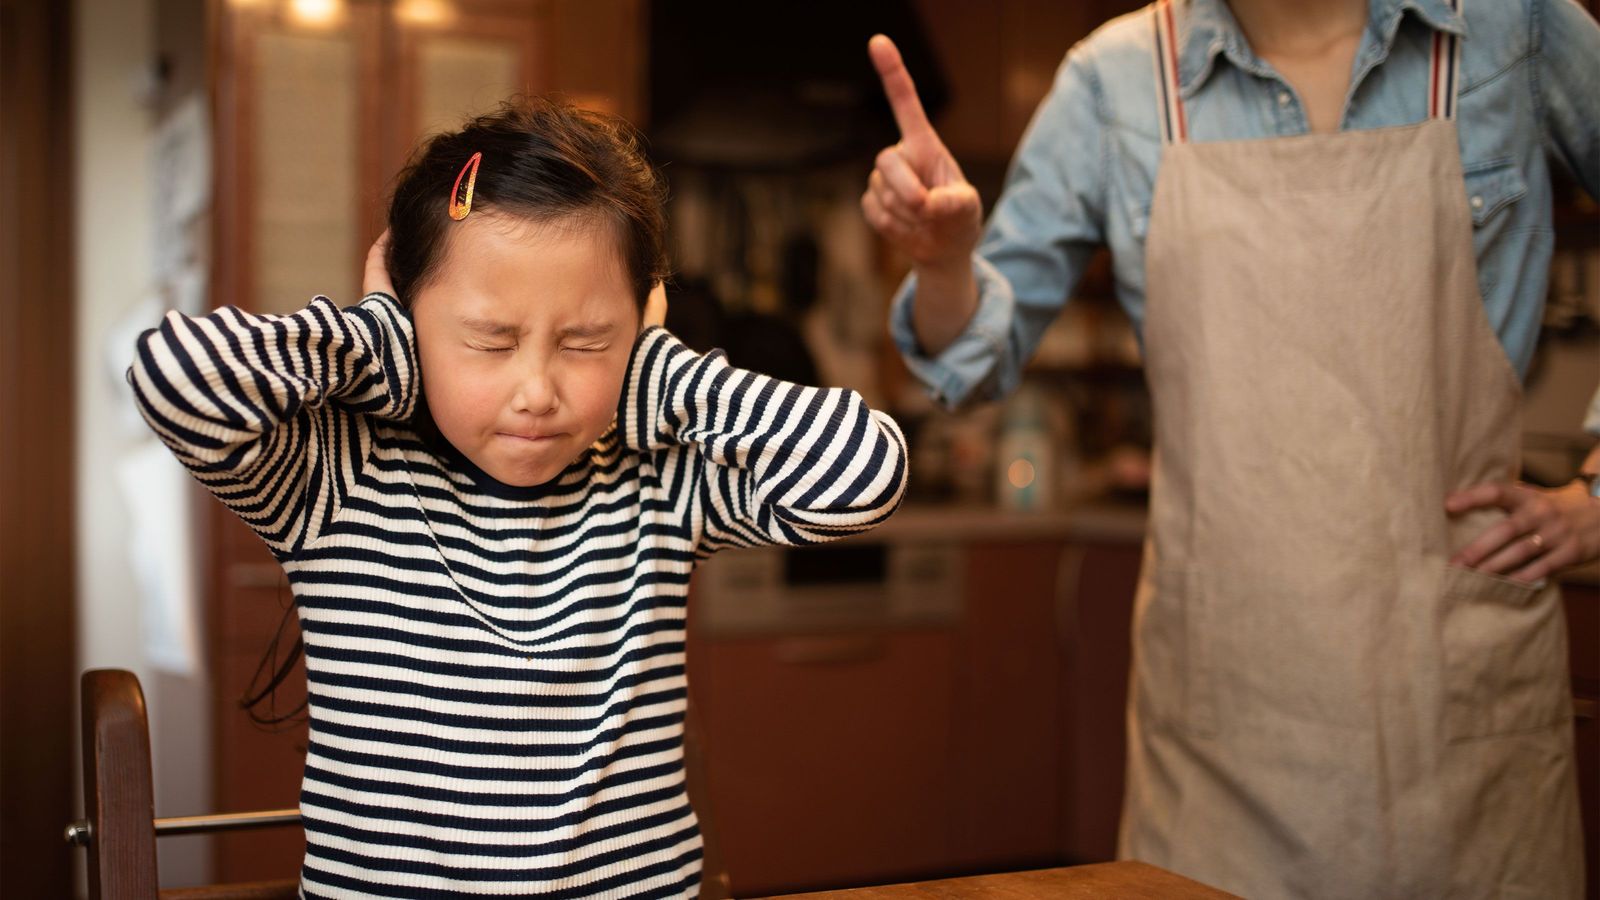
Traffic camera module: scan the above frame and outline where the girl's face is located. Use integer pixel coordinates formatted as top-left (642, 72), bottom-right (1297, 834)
top-left (411, 212), bottom-right (641, 487)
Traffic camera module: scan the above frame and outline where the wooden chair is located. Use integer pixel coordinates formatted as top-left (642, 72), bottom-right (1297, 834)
top-left (67, 669), bottom-right (300, 899)
top-left (69, 668), bottom-right (731, 899)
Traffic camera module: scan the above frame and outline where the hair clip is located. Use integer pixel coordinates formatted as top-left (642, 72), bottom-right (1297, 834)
top-left (448, 151), bottom-right (483, 221)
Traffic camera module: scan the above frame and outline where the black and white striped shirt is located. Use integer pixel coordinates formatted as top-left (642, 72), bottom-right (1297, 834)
top-left (129, 293), bottom-right (907, 899)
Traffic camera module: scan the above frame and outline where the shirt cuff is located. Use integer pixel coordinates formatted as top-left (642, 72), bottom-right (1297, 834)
top-left (889, 255), bottom-right (1016, 410)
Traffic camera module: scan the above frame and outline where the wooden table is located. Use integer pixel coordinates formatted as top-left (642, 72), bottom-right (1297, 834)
top-left (752, 861), bottom-right (1241, 899)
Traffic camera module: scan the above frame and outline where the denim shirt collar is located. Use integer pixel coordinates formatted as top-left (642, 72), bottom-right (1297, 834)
top-left (1175, 0), bottom-right (1468, 96)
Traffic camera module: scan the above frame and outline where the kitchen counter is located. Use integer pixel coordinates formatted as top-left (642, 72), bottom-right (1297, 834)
top-left (865, 502), bottom-right (1149, 545)
top-left (868, 503), bottom-right (1600, 587)
top-left (753, 862), bottom-right (1239, 899)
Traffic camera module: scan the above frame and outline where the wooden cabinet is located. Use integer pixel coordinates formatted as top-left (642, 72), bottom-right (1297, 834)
top-left (1564, 580), bottom-right (1600, 900)
top-left (687, 629), bottom-right (961, 897)
top-left (685, 531), bottom-right (1142, 897)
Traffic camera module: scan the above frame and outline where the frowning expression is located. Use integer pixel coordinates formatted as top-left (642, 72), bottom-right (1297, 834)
top-left (410, 211), bottom-right (641, 487)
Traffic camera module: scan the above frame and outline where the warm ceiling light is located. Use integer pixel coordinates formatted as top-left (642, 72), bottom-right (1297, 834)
top-left (396, 0), bottom-right (457, 27)
top-left (287, 0), bottom-right (344, 28)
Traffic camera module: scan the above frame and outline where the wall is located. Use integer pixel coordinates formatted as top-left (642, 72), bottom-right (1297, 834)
top-left (73, 0), bottom-right (213, 887)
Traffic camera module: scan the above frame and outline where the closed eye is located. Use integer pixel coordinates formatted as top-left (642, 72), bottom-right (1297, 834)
top-left (471, 343), bottom-right (516, 353)
top-left (562, 344), bottom-right (608, 354)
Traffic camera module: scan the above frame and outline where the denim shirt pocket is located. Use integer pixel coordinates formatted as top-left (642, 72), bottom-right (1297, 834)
top-left (1461, 159), bottom-right (1528, 228)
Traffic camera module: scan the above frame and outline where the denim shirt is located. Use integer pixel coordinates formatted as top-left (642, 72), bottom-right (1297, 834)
top-left (892, 0), bottom-right (1600, 408)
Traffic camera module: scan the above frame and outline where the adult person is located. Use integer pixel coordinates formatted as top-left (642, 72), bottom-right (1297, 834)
top-left (862, 1), bottom-right (1600, 895)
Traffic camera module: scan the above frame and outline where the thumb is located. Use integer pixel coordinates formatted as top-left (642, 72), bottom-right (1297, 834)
top-left (926, 182), bottom-right (979, 220)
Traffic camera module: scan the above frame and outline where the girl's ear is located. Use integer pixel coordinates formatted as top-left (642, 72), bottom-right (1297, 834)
top-left (642, 281), bottom-right (668, 331)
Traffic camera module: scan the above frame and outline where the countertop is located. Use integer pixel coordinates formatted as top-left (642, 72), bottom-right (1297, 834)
top-left (753, 861), bottom-right (1239, 899)
top-left (862, 503), bottom-right (1600, 588)
top-left (860, 502), bottom-right (1149, 545)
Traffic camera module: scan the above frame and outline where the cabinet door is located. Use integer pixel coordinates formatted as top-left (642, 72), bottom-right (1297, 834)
top-left (220, 0), bottom-right (382, 317)
top-left (948, 542), bottom-right (1068, 872)
top-left (1564, 582), bottom-right (1599, 900)
top-left (387, 0), bottom-right (551, 182)
top-left (1056, 540), bottom-right (1143, 864)
top-left (688, 629), bottom-right (959, 897)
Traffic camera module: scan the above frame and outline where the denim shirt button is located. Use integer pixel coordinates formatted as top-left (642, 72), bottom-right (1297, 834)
top-left (1277, 91), bottom-right (1292, 106)
top-left (1470, 195), bottom-right (1485, 210)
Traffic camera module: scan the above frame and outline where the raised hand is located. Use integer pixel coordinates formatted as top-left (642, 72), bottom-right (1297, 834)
top-left (860, 34), bottom-right (982, 271)
top-left (364, 230), bottom-right (396, 299)
top-left (643, 281), bottom-right (668, 330)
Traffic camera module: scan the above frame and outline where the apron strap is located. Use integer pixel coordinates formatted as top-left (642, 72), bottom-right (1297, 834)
top-left (1429, 0), bottom-right (1464, 120)
top-left (1151, 0), bottom-right (1186, 144)
top-left (1151, 0), bottom-right (1465, 144)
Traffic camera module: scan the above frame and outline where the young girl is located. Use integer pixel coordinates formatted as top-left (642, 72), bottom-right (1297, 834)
top-left (130, 100), bottom-right (907, 899)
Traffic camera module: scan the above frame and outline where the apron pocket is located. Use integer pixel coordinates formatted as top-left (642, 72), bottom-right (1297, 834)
top-left (1439, 564), bottom-right (1568, 742)
top-left (1134, 565), bottom-right (1218, 737)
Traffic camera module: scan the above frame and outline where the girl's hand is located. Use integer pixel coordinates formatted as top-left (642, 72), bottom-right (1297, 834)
top-left (1448, 479), bottom-right (1600, 583)
top-left (364, 230), bottom-right (396, 299)
top-left (643, 281), bottom-right (668, 330)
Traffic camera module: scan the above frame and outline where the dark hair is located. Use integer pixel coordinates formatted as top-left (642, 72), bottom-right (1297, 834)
top-left (241, 98), bottom-right (668, 727)
top-left (242, 575), bottom-right (307, 727)
top-left (386, 97), bottom-right (669, 308)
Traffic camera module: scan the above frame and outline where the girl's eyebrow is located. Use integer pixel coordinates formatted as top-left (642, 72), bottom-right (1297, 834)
top-left (458, 316), bottom-right (521, 337)
top-left (558, 323), bottom-right (617, 339)
top-left (457, 318), bottom-right (617, 339)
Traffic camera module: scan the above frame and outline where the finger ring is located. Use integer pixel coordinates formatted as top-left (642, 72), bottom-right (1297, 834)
top-left (1527, 533), bottom-right (1545, 551)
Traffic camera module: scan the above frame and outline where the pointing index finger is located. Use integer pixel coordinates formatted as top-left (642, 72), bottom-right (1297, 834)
top-left (869, 34), bottom-right (936, 142)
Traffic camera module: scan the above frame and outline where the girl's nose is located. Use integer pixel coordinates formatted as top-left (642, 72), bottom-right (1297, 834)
top-left (510, 360), bottom-right (559, 416)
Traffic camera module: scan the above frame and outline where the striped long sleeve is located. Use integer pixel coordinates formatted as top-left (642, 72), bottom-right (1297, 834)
top-left (620, 327), bottom-right (908, 552)
top-left (127, 293), bottom-right (418, 559)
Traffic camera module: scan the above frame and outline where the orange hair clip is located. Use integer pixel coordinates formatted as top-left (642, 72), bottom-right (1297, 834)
top-left (448, 152), bottom-right (482, 221)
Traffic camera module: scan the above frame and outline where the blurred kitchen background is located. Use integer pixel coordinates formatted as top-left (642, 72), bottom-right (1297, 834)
top-left (3, 0), bottom-right (1597, 896)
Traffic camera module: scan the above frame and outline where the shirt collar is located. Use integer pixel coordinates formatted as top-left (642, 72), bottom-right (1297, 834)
top-left (1175, 0), bottom-right (1468, 96)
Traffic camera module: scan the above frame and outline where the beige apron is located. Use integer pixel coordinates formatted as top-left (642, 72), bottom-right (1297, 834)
top-left (1118, 3), bottom-right (1584, 897)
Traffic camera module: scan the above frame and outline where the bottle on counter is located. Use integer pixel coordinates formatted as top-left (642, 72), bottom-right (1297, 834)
top-left (995, 384), bottom-right (1061, 512)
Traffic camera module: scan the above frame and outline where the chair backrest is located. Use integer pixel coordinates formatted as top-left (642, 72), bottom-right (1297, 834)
top-left (75, 669), bottom-right (298, 900)
top-left (80, 668), bottom-right (161, 898)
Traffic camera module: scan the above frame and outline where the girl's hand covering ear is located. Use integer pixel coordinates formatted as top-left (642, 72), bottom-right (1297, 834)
top-left (643, 282), bottom-right (668, 330)
top-left (364, 230), bottom-right (396, 299)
